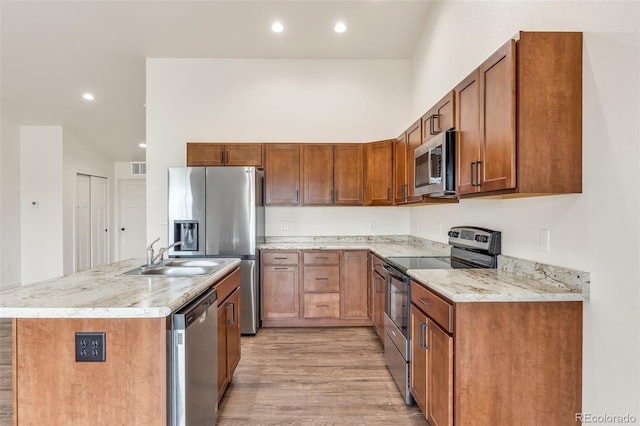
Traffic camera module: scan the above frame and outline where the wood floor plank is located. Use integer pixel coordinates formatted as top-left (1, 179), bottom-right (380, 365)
top-left (0, 318), bottom-right (12, 426)
top-left (218, 327), bottom-right (427, 425)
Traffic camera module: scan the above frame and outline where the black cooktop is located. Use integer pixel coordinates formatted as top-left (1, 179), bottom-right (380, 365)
top-left (385, 256), bottom-right (471, 272)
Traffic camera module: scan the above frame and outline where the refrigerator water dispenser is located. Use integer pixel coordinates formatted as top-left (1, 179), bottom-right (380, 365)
top-left (174, 221), bottom-right (199, 251)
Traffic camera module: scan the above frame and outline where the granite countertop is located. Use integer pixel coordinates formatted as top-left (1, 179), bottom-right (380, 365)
top-left (408, 268), bottom-right (585, 303)
top-left (0, 258), bottom-right (241, 319)
top-left (260, 236), bottom-right (589, 303)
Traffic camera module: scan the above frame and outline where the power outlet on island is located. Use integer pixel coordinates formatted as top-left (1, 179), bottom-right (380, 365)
top-left (75, 332), bottom-right (106, 362)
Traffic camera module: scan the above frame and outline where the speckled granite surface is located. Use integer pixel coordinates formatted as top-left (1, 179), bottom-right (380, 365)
top-left (260, 235), bottom-right (589, 302)
top-left (0, 258), bottom-right (241, 318)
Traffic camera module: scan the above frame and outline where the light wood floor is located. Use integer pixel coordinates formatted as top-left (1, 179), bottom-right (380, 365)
top-left (218, 327), bottom-right (427, 425)
top-left (0, 319), bottom-right (12, 426)
top-left (0, 324), bottom-right (427, 425)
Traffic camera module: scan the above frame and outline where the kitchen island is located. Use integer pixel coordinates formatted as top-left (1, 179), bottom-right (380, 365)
top-left (0, 258), bottom-right (240, 426)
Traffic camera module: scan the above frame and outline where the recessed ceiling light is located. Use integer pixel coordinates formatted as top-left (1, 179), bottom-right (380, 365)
top-left (82, 93), bottom-right (95, 101)
top-left (139, 142), bottom-right (147, 148)
top-left (334, 22), bottom-right (347, 33)
top-left (271, 22), bottom-right (284, 33)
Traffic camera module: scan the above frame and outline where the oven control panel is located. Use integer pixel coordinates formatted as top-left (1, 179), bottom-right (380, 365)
top-left (448, 226), bottom-right (501, 255)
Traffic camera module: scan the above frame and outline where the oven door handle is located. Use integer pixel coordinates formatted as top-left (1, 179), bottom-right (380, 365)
top-left (382, 264), bottom-right (407, 281)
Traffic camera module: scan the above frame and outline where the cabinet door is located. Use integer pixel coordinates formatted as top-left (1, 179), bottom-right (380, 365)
top-left (405, 119), bottom-right (423, 202)
top-left (410, 305), bottom-right (428, 417)
top-left (479, 39), bottom-right (516, 193)
top-left (302, 144), bottom-right (334, 205)
top-left (225, 288), bottom-right (241, 377)
top-left (394, 133), bottom-right (408, 204)
top-left (423, 91), bottom-right (456, 143)
top-left (217, 303), bottom-right (229, 401)
top-left (265, 144), bottom-right (300, 205)
top-left (364, 140), bottom-right (393, 206)
top-left (334, 144), bottom-right (364, 205)
top-left (262, 265), bottom-right (299, 319)
top-left (187, 143), bottom-right (224, 166)
top-left (455, 70), bottom-right (481, 195)
top-left (341, 251), bottom-right (368, 319)
top-left (428, 319), bottom-right (453, 426)
top-left (225, 144), bottom-right (263, 167)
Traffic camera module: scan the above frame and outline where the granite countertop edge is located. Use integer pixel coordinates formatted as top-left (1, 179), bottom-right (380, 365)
top-left (0, 258), bottom-right (242, 319)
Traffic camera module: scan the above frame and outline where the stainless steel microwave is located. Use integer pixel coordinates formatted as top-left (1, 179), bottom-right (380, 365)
top-left (413, 130), bottom-right (456, 197)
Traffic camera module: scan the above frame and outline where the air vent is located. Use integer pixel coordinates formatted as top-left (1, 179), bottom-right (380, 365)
top-left (131, 162), bottom-right (146, 175)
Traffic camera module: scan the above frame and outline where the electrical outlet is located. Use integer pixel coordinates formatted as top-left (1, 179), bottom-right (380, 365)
top-left (75, 332), bottom-right (106, 362)
top-left (282, 221), bottom-right (289, 231)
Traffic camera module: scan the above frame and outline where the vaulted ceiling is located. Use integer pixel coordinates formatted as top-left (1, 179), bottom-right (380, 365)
top-left (1, 1), bottom-right (431, 162)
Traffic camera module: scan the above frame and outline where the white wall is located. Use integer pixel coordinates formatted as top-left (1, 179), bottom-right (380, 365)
top-left (20, 126), bottom-right (64, 284)
top-left (0, 116), bottom-right (21, 289)
top-left (146, 58), bottom-right (411, 244)
top-left (409, 1), bottom-right (639, 418)
top-left (1, 121), bottom-right (115, 286)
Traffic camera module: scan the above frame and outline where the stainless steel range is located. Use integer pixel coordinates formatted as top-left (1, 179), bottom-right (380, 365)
top-left (383, 226), bottom-right (501, 405)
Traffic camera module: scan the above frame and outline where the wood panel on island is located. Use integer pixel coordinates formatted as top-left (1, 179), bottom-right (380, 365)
top-left (216, 270), bottom-right (241, 402)
top-left (261, 250), bottom-right (369, 327)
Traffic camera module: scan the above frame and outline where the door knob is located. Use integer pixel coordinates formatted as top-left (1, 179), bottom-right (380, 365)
top-left (121, 228), bottom-right (125, 231)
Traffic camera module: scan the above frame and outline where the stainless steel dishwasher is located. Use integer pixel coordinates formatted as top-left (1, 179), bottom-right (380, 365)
top-left (171, 287), bottom-right (218, 426)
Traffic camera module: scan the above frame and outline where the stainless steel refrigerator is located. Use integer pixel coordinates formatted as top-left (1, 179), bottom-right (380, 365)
top-left (167, 166), bottom-right (264, 334)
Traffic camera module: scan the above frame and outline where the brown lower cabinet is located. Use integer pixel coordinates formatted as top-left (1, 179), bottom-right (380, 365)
top-left (261, 250), bottom-right (370, 327)
top-left (216, 270), bottom-right (241, 402)
top-left (410, 280), bottom-right (582, 426)
top-left (368, 254), bottom-right (386, 341)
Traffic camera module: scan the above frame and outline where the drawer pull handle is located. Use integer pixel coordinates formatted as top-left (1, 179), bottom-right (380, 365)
top-left (418, 298), bottom-right (432, 307)
top-left (315, 304), bottom-right (330, 308)
top-left (315, 256), bottom-right (329, 260)
top-left (274, 267), bottom-right (289, 270)
top-left (315, 277), bottom-right (329, 281)
top-left (419, 321), bottom-right (429, 350)
top-left (273, 257), bottom-right (289, 260)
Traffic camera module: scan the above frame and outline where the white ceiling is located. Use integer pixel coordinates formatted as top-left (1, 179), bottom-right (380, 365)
top-left (1, 1), bottom-right (432, 162)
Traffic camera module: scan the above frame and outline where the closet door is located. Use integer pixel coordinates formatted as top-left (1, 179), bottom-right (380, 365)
top-left (90, 176), bottom-right (109, 267)
top-left (75, 175), bottom-right (91, 272)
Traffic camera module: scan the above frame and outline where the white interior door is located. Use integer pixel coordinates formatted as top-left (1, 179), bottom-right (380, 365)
top-left (75, 174), bottom-right (91, 272)
top-left (90, 176), bottom-right (109, 267)
top-left (118, 179), bottom-right (146, 260)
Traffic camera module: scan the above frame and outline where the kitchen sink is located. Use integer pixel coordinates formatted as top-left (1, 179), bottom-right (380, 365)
top-left (162, 259), bottom-right (224, 268)
top-left (121, 264), bottom-right (221, 277)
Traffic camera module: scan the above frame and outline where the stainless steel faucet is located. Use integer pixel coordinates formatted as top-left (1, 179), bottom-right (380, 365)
top-left (146, 238), bottom-right (160, 267)
top-left (150, 241), bottom-right (183, 266)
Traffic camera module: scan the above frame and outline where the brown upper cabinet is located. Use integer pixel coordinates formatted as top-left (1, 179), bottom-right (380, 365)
top-left (186, 143), bottom-right (263, 167)
top-left (364, 140), bottom-right (394, 206)
top-left (395, 119), bottom-right (423, 204)
top-left (422, 91), bottom-right (455, 143)
top-left (455, 31), bottom-right (582, 198)
top-left (265, 144), bottom-right (301, 205)
top-left (301, 144), bottom-right (364, 206)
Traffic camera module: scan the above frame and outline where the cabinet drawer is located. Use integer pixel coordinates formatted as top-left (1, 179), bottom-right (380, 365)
top-left (304, 293), bottom-right (340, 318)
top-left (411, 280), bottom-right (454, 333)
top-left (303, 266), bottom-right (340, 292)
top-left (303, 251), bottom-right (340, 265)
top-left (263, 252), bottom-right (299, 265)
top-left (215, 268), bottom-right (240, 302)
